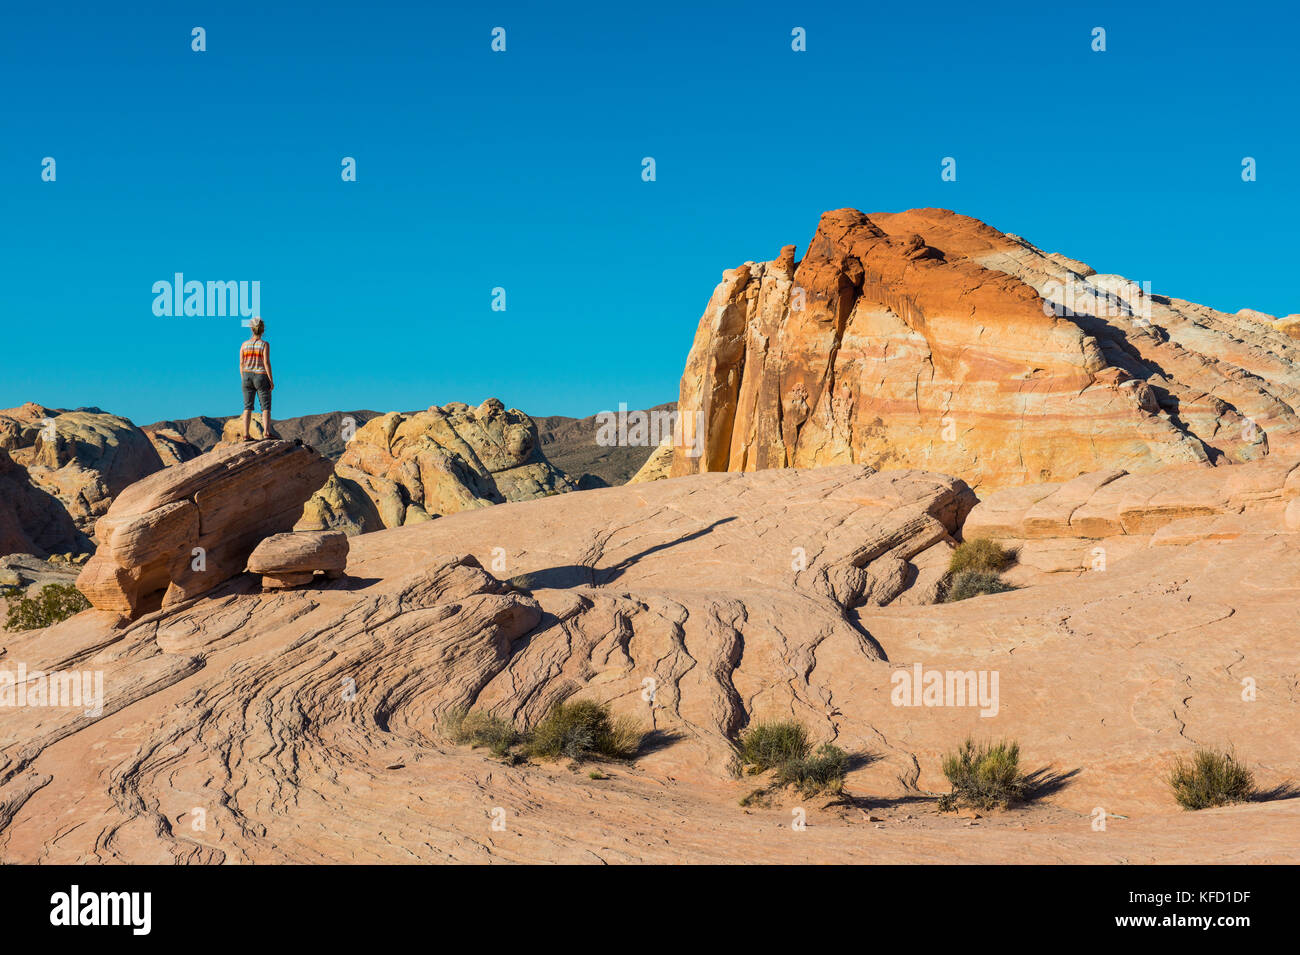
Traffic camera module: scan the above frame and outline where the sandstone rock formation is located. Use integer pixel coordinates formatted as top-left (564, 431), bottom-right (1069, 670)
top-left (0, 449), bottom-right (89, 558)
top-left (142, 426), bottom-right (202, 467)
top-left (964, 455), bottom-right (1300, 587)
top-left (0, 397), bottom-right (642, 561)
top-left (297, 398), bottom-right (576, 534)
top-left (0, 404), bottom-right (165, 554)
top-left (296, 472), bottom-right (383, 537)
top-left (247, 530), bottom-right (349, 589)
top-left (75, 439), bottom-right (333, 617)
top-left (966, 456), bottom-right (1298, 542)
top-left (4, 460), bottom-right (1295, 863)
top-left (671, 208), bottom-right (1300, 490)
top-left (627, 439), bottom-right (675, 483)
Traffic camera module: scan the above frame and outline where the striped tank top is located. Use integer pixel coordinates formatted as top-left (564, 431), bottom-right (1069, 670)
top-left (240, 338), bottom-right (269, 373)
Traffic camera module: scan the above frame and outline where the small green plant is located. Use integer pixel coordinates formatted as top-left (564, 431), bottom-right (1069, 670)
top-left (734, 720), bottom-right (855, 803)
top-left (948, 538), bottom-right (1014, 575)
top-left (588, 769), bottom-right (608, 780)
top-left (774, 743), bottom-right (850, 797)
top-left (4, 583), bottom-right (90, 632)
top-left (1168, 748), bottom-right (1256, 810)
top-left (939, 539), bottom-right (1017, 603)
top-left (525, 700), bottom-right (644, 761)
top-left (938, 738), bottom-right (1028, 811)
top-left (736, 720), bottom-right (810, 773)
top-left (441, 708), bottom-right (521, 758)
top-left (442, 700), bottom-right (644, 764)
top-left (944, 570), bottom-right (1016, 603)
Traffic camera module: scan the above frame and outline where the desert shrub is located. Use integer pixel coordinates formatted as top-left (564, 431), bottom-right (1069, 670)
top-left (774, 743), bottom-right (850, 797)
top-left (735, 721), bottom-right (857, 803)
top-left (736, 720), bottom-right (810, 773)
top-left (441, 708), bottom-right (521, 758)
top-left (948, 538), bottom-right (1014, 575)
top-left (525, 700), bottom-right (644, 761)
top-left (938, 738), bottom-right (1028, 811)
top-left (944, 570), bottom-right (1015, 603)
top-left (1168, 748), bottom-right (1256, 810)
top-left (504, 572), bottom-right (541, 592)
top-left (4, 583), bottom-right (90, 632)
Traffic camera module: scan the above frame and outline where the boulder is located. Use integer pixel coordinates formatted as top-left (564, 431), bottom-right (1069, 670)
top-left (75, 439), bottom-right (334, 616)
top-left (247, 530), bottom-right (349, 588)
top-left (261, 572), bottom-right (318, 589)
top-left (295, 472), bottom-right (382, 536)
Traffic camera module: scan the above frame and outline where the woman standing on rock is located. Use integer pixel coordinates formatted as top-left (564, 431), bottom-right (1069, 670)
top-left (239, 317), bottom-right (275, 441)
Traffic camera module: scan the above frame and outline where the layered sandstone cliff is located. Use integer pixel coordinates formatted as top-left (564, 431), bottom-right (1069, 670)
top-left (671, 208), bottom-right (1300, 490)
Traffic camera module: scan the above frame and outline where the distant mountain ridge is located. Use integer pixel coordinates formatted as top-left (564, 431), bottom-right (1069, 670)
top-left (146, 410), bottom-right (382, 462)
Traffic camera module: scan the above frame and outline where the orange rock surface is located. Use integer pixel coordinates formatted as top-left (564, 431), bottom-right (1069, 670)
top-left (671, 208), bottom-right (1300, 490)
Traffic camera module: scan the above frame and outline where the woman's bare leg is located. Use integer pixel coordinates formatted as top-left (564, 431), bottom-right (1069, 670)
top-left (241, 410), bottom-right (252, 439)
top-left (262, 409), bottom-right (271, 438)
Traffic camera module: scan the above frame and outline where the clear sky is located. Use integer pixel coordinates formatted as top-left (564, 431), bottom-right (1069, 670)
top-left (3, 1), bottom-right (1297, 424)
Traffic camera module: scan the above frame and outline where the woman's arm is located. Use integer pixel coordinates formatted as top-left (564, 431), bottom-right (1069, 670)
top-left (263, 343), bottom-right (273, 387)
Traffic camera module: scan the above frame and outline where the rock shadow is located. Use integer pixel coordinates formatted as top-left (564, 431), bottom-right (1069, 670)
top-left (507, 517), bottom-right (738, 591)
top-left (325, 575), bottom-right (383, 592)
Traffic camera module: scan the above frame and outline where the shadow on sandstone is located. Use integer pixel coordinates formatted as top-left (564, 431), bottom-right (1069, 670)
top-left (825, 791), bottom-right (934, 813)
top-left (1254, 781), bottom-right (1300, 802)
top-left (636, 728), bottom-right (686, 757)
top-left (507, 517), bottom-right (738, 591)
top-left (1023, 765), bottom-right (1081, 800)
top-left (321, 574), bottom-right (382, 592)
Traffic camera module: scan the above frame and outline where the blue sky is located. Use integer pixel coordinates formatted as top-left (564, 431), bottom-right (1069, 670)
top-left (2, 1), bottom-right (1297, 424)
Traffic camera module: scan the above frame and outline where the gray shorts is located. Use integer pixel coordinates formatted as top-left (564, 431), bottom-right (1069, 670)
top-left (241, 372), bottom-right (271, 413)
